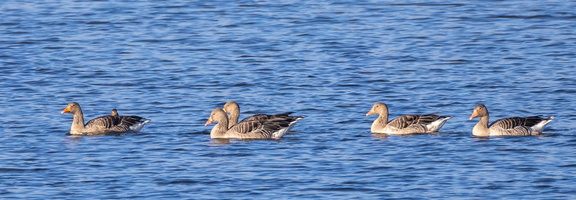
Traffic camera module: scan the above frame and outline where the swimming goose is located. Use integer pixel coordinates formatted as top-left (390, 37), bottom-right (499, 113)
top-left (222, 101), bottom-right (302, 129)
top-left (205, 108), bottom-right (303, 139)
top-left (366, 102), bottom-right (452, 134)
top-left (61, 102), bottom-right (151, 135)
top-left (110, 109), bottom-right (118, 116)
top-left (469, 104), bottom-right (554, 137)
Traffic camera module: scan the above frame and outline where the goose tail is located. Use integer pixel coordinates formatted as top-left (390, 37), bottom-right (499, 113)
top-left (272, 116), bottom-right (305, 139)
top-left (129, 118), bottom-right (152, 132)
top-left (426, 116), bottom-right (452, 132)
top-left (531, 116), bottom-right (554, 133)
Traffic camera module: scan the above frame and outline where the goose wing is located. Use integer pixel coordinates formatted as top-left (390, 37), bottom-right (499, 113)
top-left (387, 115), bottom-right (428, 129)
top-left (488, 116), bottom-right (552, 136)
top-left (413, 114), bottom-right (449, 125)
top-left (84, 115), bottom-right (149, 133)
top-left (84, 116), bottom-right (124, 130)
top-left (227, 120), bottom-right (277, 138)
top-left (227, 118), bottom-right (298, 139)
top-left (489, 116), bottom-right (544, 129)
top-left (387, 114), bottom-right (450, 133)
top-left (239, 112), bottom-right (295, 123)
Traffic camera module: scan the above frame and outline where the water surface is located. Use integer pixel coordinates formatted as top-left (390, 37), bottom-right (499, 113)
top-left (1, 0), bottom-right (575, 199)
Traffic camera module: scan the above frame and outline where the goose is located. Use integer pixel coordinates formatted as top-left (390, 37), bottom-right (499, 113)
top-left (61, 102), bottom-right (151, 135)
top-left (205, 108), bottom-right (303, 139)
top-left (366, 102), bottom-right (452, 134)
top-left (222, 101), bottom-right (303, 129)
top-left (110, 109), bottom-right (118, 116)
top-left (469, 104), bottom-right (554, 136)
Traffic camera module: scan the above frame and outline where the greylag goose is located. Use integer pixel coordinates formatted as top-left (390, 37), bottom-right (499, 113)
top-left (366, 102), bottom-right (452, 134)
top-left (469, 104), bottom-right (554, 136)
top-left (61, 102), bottom-right (151, 135)
top-left (205, 108), bottom-right (303, 139)
top-left (222, 101), bottom-right (303, 129)
top-left (110, 109), bottom-right (118, 116)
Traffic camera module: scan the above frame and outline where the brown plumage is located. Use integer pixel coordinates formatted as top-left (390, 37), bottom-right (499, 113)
top-left (61, 102), bottom-right (151, 135)
top-left (222, 101), bottom-right (303, 130)
top-left (205, 108), bottom-right (303, 139)
top-left (366, 102), bottom-right (452, 134)
top-left (469, 104), bottom-right (554, 136)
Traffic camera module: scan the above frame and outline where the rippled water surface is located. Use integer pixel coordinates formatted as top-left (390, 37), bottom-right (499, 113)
top-left (1, 0), bottom-right (576, 199)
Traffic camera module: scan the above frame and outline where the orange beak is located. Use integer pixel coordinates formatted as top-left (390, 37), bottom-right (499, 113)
top-left (365, 111), bottom-right (374, 116)
top-left (61, 107), bottom-right (71, 114)
top-left (204, 119), bottom-right (214, 126)
top-left (469, 110), bottom-right (478, 120)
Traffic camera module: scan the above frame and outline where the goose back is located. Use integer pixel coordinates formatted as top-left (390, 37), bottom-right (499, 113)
top-left (388, 114), bottom-right (447, 129)
top-left (490, 116), bottom-right (549, 129)
top-left (239, 112), bottom-right (295, 123)
top-left (231, 117), bottom-right (303, 139)
top-left (222, 101), bottom-right (304, 131)
top-left (84, 115), bottom-right (150, 133)
top-left (228, 120), bottom-right (288, 139)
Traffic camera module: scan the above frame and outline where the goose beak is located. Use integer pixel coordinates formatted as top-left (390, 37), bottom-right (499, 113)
top-left (61, 107), bottom-right (71, 114)
top-left (204, 119), bottom-right (214, 126)
top-left (365, 111), bottom-right (374, 116)
top-left (469, 110), bottom-right (478, 120)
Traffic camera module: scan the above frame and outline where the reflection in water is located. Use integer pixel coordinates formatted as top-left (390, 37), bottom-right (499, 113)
top-left (66, 132), bottom-right (124, 137)
top-left (64, 133), bottom-right (123, 148)
top-left (210, 138), bottom-right (231, 145)
top-left (209, 138), bottom-right (281, 145)
top-left (64, 135), bottom-right (83, 148)
top-left (372, 133), bottom-right (390, 139)
top-left (372, 132), bottom-right (443, 139)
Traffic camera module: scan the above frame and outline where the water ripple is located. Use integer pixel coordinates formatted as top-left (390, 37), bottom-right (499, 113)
top-left (0, 0), bottom-right (575, 199)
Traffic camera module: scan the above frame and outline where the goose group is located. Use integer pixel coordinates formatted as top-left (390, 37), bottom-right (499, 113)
top-left (61, 101), bottom-right (554, 137)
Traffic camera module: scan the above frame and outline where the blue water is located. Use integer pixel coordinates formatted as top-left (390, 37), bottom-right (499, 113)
top-left (1, 0), bottom-right (576, 199)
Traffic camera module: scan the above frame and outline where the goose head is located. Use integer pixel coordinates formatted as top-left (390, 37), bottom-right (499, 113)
top-left (366, 102), bottom-right (389, 116)
top-left (205, 108), bottom-right (228, 126)
top-left (110, 109), bottom-right (118, 116)
top-left (469, 104), bottom-right (488, 120)
top-left (222, 101), bottom-right (240, 115)
top-left (61, 102), bottom-right (81, 114)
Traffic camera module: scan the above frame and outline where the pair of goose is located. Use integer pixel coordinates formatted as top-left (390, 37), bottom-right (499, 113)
top-left (366, 102), bottom-right (554, 136)
top-left (205, 101), bottom-right (305, 139)
top-left (61, 101), bottom-right (305, 139)
top-left (60, 101), bottom-right (554, 137)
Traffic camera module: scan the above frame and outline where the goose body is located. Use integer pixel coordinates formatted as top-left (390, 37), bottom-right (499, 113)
top-left (61, 102), bottom-right (151, 135)
top-left (366, 102), bottom-right (452, 134)
top-left (222, 101), bottom-right (303, 130)
top-left (469, 104), bottom-right (553, 136)
top-left (205, 108), bottom-right (304, 139)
